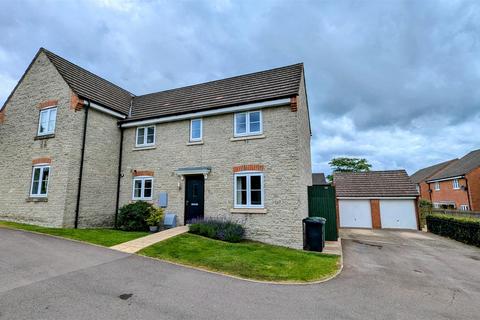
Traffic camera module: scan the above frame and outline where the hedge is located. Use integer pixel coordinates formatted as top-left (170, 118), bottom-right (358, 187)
top-left (426, 214), bottom-right (480, 247)
top-left (189, 219), bottom-right (245, 243)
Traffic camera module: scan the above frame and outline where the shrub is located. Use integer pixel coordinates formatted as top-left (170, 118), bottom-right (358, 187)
top-left (118, 201), bottom-right (155, 231)
top-left (146, 207), bottom-right (164, 227)
top-left (419, 200), bottom-right (433, 229)
top-left (189, 218), bottom-right (245, 242)
top-left (426, 214), bottom-right (480, 247)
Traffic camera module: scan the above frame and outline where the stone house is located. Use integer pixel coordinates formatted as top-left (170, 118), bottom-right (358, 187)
top-left (410, 149), bottom-right (480, 211)
top-left (0, 48), bottom-right (312, 248)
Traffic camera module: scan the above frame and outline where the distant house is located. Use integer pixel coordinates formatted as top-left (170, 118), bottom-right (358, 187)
top-left (334, 170), bottom-right (419, 230)
top-left (312, 173), bottom-right (327, 185)
top-left (411, 149), bottom-right (480, 211)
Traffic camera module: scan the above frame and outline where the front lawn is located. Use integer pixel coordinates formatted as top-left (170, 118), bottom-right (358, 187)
top-left (0, 221), bottom-right (148, 247)
top-left (139, 233), bottom-right (340, 282)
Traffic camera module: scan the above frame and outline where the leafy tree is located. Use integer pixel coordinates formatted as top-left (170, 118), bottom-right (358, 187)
top-left (327, 157), bottom-right (372, 182)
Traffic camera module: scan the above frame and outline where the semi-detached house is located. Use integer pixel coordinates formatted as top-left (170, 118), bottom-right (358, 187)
top-left (0, 48), bottom-right (312, 248)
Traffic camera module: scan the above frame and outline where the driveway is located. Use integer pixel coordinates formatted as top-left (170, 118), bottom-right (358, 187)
top-left (1, 227), bottom-right (479, 320)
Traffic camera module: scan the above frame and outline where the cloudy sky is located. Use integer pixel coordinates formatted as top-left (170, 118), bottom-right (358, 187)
top-left (1, 0), bottom-right (479, 175)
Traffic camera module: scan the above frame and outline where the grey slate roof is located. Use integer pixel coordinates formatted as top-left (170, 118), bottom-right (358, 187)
top-left (410, 159), bottom-right (457, 183)
top-left (42, 48), bottom-right (134, 115)
top-left (312, 173), bottom-right (327, 185)
top-left (334, 170), bottom-right (418, 198)
top-left (427, 149), bottom-right (480, 181)
top-left (128, 63), bottom-right (303, 121)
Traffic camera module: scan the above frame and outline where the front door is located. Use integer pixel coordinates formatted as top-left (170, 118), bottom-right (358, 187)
top-left (184, 175), bottom-right (204, 224)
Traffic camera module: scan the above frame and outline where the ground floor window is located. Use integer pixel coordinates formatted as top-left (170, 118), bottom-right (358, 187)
top-left (30, 165), bottom-right (50, 197)
top-left (234, 172), bottom-right (264, 208)
top-left (460, 204), bottom-right (469, 211)
top-left (132, 177), bottom-right (153, 200)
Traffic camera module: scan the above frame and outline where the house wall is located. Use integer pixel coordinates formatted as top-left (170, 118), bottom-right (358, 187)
top-left (119, 101), bottom-right (311, 248)
top-left (0, 52), bottom-right (84, 226)
top-left (429, 178), bottom-right (470, 209)
top-left (418, 181), bottom-right (431, 201)
top-left (76, 108), bottom-right (121, 227)
top-left (466, 167), bottom-right (480, 211)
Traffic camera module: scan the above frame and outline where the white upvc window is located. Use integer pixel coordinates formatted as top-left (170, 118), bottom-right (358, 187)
top-left (433, 202), bottom-right (440, 208)
top-left (190, 118), bottom-right (202, 141)
top-left (416, 184), bottom-right (420, 193)
top-left (234, 172), bottom-right (264, 208)
top-left (30, 165), bottom-right (50, 197)
top-left (434, 182), bottom-right (440, 191)
top-left (38, 107), bottom-right (57, 135)
top-left (234, 110), bottom-right (262, 137)
top-left (132, 177), bottom-right (153, 200)
top-left (136, 125), bottom-right (155, 147)
top-left (460, 204), bottom-right (469, 211)
top-left (453, 179), bottom-right (460, 190)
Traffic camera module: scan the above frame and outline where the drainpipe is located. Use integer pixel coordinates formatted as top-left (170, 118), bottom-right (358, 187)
top-left (465, 176), bottom-right (473, 210)
top-left (74, 100), bottom-right (90, 229)
top-left (114, 127), bottom-right (124, 228)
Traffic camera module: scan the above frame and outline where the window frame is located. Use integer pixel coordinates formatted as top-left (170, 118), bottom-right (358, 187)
top-left (135, 125), bottom-right (156, 148)
top-left (132, 176), bottom-right (154, 200)
top-left (234, 171), bottom-right (264, 209)
top-left (37, 107), bottom-right (57, 136)
top-left (434, 182), bottom-right (440, 191)
top-left (190, 118), bottom-right (203, 142)
top-left (30, 165), bottom-right (51, 197)
top-left (452, 179), bottom-right (460, 190)
top-left (234, 110), bottom-right (263, 137)
top-left (460, 204), bottom-right (469, 211)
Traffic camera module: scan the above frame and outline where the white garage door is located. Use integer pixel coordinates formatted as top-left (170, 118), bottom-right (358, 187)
top-left (379, 200), bottom-right (417, 229)
top-left (339, 200), bottom-right (372, 228)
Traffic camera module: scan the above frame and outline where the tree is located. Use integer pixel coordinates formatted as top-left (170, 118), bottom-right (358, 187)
top-left (327, 157), bottom-right (372, 182)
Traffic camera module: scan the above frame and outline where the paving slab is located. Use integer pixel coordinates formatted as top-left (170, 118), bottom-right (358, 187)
top-left (110, 226), bottom-right (188, 253)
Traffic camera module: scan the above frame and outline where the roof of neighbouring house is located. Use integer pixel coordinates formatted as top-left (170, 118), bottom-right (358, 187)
top-left (427, 149), bottom-right (480, 181)
top-left (312, 173), bottom-right (327, 185)
top-left (42, 48), bottom-right (134, 115)
top-left (334, 170), bottom-right (418, 198)
top-left (34, 48), bottom-right (303, 120)
top-left (410, 159), bottom-right (458, 183)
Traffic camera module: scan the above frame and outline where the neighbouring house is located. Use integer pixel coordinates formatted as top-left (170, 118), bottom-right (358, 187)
top-left (334, 170), bottom-right (419, 230)
top-left (410, 159), bottom-right (457, 201)
top-left (0, 48), bottom-right (312, 249)
top-left (414, 149), bottom-right (480, 211)
top-left (312, 173), bottom-right (327, 185)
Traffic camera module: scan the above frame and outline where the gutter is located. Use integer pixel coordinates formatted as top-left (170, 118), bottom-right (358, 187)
top-left (74, 101), bottom-right (90, 228)
top-left (426, 175), bottom-right (465, 183)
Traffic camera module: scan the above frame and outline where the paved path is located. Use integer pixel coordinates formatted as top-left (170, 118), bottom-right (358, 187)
top-left (1, 228), bottom-right (479, 319)
top-left (110, 226), bottom-right (188, 253)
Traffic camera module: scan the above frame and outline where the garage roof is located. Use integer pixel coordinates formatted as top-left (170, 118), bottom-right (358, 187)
top-left (334, 170), bottom-right (418, 198)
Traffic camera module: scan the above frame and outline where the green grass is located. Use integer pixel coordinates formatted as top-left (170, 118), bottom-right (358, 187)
top-left (0, 220), bottom-right (148, 247)
top-left (139, 233), bottom-right (340, 282)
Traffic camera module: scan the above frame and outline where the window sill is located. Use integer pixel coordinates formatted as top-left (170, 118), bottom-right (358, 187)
top-left (187, 141), bottom-right (204, 146)
top-left (230, 134), bottom-right (265, 142)
top-left (230, 208), bottom-right (267, 214)
top-left (26, 197), bottom-right (48, 202)
top-left (132, 146), bottom-right (156, 151)
top-left (34, 134), bottom-right (55, 140)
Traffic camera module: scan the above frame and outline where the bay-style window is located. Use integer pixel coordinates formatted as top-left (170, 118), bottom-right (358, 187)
top-left (234, 172), bottom-right (264, 208)
top-left (234, 111), bottom-right (262, 137)
top-left (136, 125), bottom-right (155, 147)
top-left (38, 107), bottom-right (57, 136)
top-left (132, 177), bottom-right (153, 200)
top-left (30, 165), bottom-right (50, 197)
top-left (190, 119), bottom-right (202, 141)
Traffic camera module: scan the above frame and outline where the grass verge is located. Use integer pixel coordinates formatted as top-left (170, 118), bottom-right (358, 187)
top-left (139, 233), bottom-right (340, 282)
top-left (0, 220), bottom-right (148, 247)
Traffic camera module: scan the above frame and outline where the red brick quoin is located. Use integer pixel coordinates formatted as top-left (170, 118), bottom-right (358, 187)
top-left (233, 164), bottom-right (264, 173)
top-left (32, 157), bottom-right (52, 165)
top-left (0, 110), bottom-right (5, 124)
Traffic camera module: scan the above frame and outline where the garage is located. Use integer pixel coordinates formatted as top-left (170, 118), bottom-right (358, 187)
top-left (334, 170), bottom-right (419, 230)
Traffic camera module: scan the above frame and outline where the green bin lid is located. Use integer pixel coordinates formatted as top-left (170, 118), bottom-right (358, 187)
top-left (303, 217), bottom-right (326, 223)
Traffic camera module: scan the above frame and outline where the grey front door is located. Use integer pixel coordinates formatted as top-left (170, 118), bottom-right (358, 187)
top-left (184, 175), bottom-right (204, 224)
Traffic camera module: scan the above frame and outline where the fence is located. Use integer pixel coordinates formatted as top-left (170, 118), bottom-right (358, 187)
top-left (431, 208), bottom-right (480, 219)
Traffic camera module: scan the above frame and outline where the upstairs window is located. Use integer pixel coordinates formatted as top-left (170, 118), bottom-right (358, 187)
top-left (190, 119), bottom-right (202, 141)
top-left (38, 107), bottom-right (57, 136)
top-left (234, 172), bottom-right (264, 208)
top-left (132, 177), bottom-right (153, 200)
top-left (234, 111), bottom-right (262, 137)
top-left (30, 165), bottom-right (50, 197)
top-left (453, 179), bottom-right (460, 190)
top-left (136, 125), bottom-right (155, 147)
top-left (434, 182), bottom-right (440, 191)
